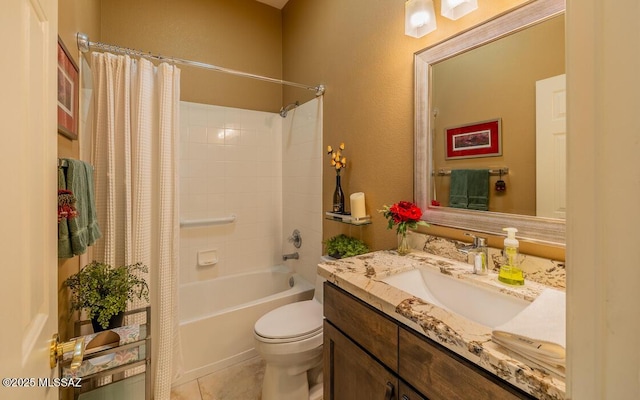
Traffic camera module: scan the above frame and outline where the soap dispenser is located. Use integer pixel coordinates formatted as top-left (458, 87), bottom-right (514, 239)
top-left (498, 227), bottom-right (524, 285)
top-left (469, 237), bottom-right (489, 275)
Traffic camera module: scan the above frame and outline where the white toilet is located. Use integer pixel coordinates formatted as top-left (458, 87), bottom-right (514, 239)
top-left (254, 276), bottom-right (325, 400)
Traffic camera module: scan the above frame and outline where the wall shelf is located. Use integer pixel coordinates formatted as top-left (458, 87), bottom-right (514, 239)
top-left (325, 211), bottom-right (371, 226)
top-left (325, 217), bottom-right (372, 226)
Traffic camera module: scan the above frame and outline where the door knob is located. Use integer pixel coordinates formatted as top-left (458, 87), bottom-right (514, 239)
top-left (50, 333), bottom-right (85, 371)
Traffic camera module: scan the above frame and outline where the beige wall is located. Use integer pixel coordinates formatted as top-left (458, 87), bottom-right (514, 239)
top-left (57, 0), bottom-right (101, 341)
top-left (58, 0), bottom-right (101, 66)
top-left (279, 0), bottom-right (559, 254)
top-left (567, 0), bottom-right (640, 397)
top-left (433, 15), bottom-right (565, 215)
top-left (100, 0), bottom-right (284, 112)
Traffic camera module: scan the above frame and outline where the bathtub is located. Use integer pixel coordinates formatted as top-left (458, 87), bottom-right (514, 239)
top-left (174, 265), bottom-right (314, 386)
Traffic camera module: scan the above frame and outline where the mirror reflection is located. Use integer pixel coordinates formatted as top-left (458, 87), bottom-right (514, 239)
top-left (431, 15), bottom-right (565, 218)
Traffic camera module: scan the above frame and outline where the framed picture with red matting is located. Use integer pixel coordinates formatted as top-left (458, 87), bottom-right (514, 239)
top-left (57, 37), bottom-right (79, 140)
top-left (445, 119), bottom-right (501, 160)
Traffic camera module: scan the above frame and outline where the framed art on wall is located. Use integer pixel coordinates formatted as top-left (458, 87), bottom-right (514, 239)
top-left (445, 118), bottom-right (501, 160)
top-left (57, 37), bottom-right (79, 140)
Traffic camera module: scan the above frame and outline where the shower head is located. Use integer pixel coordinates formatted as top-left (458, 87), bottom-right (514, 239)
top-left (279, 101), bottom-right (300, 118)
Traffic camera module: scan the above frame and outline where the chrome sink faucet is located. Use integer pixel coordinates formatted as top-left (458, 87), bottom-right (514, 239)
top-left (458, 233), bottom-right (489, 275)
top-left (458, 233), bottom-right (483, 254)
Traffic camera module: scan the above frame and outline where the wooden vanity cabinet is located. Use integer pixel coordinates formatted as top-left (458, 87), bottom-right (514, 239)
top-left (323, 282), bottom-right (534, 400)
top-left (399, 327), bottom-right (531, 400)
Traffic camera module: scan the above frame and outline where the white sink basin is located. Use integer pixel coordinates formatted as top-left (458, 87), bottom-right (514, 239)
top-left (382, 268), bottom-right (530, 328)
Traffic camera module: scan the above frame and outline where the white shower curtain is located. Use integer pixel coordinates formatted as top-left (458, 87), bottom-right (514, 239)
top-left (91, 52), bottom-right (181, 399)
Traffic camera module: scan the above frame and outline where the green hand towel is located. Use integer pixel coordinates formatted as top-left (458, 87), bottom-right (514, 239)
top-left (58, 159), bottom-right (102, 258)
top-left (467, 169), bottom-right (489, 211)
top-left (449, 169), bottom-right (469, 209)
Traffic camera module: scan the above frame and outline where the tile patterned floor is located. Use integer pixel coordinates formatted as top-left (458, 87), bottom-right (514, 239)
top-left (170, 357), bottom-right (266, 400)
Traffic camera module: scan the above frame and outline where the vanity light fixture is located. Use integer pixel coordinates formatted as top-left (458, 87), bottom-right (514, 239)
top-left (440, 0), bottom-right (478, 20)
top-left (405, 0), bottom-right (437, 38)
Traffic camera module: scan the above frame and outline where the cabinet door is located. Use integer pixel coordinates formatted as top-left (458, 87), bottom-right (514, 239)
top-left (399, 327), bottom-right (532, 400)
top-left (324, 321), bottom-right (399, 400)
top-left (324, 282), bottom-right (398, 371)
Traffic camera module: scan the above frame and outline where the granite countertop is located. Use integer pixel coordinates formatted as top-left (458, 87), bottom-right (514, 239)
top-left (317, 250), bottom-right (565, 400)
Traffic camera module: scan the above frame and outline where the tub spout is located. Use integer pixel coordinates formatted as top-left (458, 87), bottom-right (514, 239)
top-left (283, 252), bottom-right (299, 260)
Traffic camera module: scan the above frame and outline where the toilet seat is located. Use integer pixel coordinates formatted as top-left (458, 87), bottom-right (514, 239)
top-left (254, 300), bottom-right (323, 343)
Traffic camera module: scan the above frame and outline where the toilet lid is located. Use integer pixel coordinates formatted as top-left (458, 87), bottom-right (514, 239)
top-left (255, 300), bottom-right (323, 340)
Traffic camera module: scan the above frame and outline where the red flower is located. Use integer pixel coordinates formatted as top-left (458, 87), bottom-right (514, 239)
top-left (379, 201), bottom-right (428, 235)
top-left (389, 201), bottom-right (422, 222)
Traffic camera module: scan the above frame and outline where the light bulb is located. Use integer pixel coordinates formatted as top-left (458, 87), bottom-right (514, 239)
top-left (411, 11), bottom-right (430, 28)
top-left (405, 0), bottom-right (437, 38)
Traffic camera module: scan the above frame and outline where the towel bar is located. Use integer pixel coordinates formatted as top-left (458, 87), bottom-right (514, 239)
top-left (180, 214), bottom-right (236, 228)
top-left (435, 167), bottom-right (508, 176)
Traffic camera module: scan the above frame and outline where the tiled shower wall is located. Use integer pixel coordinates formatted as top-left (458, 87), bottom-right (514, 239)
top-left (179, 99), bottom-right (322, 285)
top-left (179, 101), bottom-right (283, 284)
top-left (281, 99), bottom-right (323, 285)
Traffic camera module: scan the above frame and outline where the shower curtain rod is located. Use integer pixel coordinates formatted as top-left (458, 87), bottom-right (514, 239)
top-left (76, 32), bottom-right (325, 96)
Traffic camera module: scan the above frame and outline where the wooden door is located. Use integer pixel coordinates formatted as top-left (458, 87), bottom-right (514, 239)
top-left (0, 0), bottom-right (59, 399)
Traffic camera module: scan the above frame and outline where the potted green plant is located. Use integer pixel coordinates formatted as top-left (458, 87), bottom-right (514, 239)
top-left (64, 261), bottom-right (149, 332)
top-left (324, 234), bottom-right (369, 259)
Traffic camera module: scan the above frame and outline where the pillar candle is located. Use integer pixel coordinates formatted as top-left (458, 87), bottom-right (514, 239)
top-left (350, 192), bottom-right (366, 219)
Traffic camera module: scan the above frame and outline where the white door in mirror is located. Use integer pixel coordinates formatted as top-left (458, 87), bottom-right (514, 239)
top-left (536, 74), bottom-right (567, 219)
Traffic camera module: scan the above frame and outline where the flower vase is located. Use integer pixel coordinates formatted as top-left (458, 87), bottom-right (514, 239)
top-left (397, 231), bottom-right (411, 256)
top-left (333, 174), bottom-right (345, 213)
